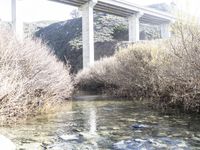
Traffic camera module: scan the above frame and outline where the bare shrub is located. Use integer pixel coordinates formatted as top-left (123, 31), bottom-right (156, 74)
top-left (76, 41), bottom-right (162, 98)
top-left (76, 17), bottom-right (200, 113)
top-left (0, 28), bottom-right (74, 124)
top-left (156, 18), bottom-right (200, 113)
top-left (76, 56), bottom-right (119, 93)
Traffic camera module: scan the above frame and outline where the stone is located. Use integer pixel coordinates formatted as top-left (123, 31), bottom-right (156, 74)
top-left (0, 135), bottom-right (16, 150)
top-left (100, 131), bottom-right (110, 136)
top-left (79, 132), bottom-right (99, 140)
top-left (191, 136), bottom-right (200, 142)
top-left (134, 130), bottom-right (143, 133)
top-left (72, 128), bottom-right (82, 133)
top-left (113, 137), bottom-right (190, 150)
top-left (99, 126), bottom-right (107, 130)
top-left (112, 126), bottom-right (120, 130)
top-left (113, 139), bottom-right (153, 150)
top-left (196, 133), bottom-right (200, 138)
top-left (172, 133), bottom-right (183, 137)
top-left (156, 132), bottom-right (167, 137)
top-left (126, 118), bottom-right (137, 122)
top-left (58, 134), bottom-right (83, 142)
top-left (113, 140), bottom-right (127, 149)
top-left (47, 143), bottom-right (76, 150)
top-left (157, 137), bottom-right (190, 149)
top-left (132, 124), bottom-right (150, 129)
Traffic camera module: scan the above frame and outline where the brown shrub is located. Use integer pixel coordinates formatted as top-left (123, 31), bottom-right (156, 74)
top-left (76, 56), bottom-right (119, 93)
top-left (156, 18), bottom-right (200, 113)
top-left (76, 41), bottom-right (162, 98)
top-left (0, 28), bottom-right (74, 124)
top-left (76, 18), bottom-right (200, 113)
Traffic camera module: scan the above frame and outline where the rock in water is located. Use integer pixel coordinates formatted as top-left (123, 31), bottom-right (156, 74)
top-left (132, 124), bottom-right (150, 129)
top-left (0, 135), bottom-right (16, 150)
top-left (113, 138), bottom-right (190, 150)
top-left (59, 134), bottom-right (83, 143)
top-left (113, 139), bottom-right (152, 150)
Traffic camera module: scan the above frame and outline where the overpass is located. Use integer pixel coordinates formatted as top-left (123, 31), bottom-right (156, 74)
top-left (12, 0), bottom-right (175, 68)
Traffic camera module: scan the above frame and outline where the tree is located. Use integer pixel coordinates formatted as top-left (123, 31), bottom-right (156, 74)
top-left (70, 9), bottom-right (81, 19)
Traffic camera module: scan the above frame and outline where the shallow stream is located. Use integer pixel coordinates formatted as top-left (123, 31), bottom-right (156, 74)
top-left (0, 99), bottom-right (200, 150)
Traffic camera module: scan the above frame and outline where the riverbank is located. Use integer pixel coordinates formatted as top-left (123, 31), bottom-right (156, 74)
top-left (76, 19), bottom-right (200, 114)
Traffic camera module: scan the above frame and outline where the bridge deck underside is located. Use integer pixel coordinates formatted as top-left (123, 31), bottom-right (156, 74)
top-left (50, 0), bottom-right (172, 24)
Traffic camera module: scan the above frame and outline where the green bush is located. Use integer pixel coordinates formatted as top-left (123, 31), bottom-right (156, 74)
top-left (0, 28), bottom-right (74, 124)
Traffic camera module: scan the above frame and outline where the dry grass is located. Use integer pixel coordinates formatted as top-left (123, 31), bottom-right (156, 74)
top-left (0, 28), bottom-right (74, 124)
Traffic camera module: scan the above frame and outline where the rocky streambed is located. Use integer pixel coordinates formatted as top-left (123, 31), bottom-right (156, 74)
top-left (0, 99), bottom-right (200, 149)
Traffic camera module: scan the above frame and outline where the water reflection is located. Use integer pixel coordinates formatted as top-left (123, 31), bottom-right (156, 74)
top-left (89, 107), bottom-right (97, 135)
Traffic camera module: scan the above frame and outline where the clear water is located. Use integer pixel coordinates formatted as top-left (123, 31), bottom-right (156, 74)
top-left (0, 100), bottom-right (200, 150)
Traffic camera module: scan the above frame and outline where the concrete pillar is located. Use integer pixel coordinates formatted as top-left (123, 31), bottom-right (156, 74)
top-left (128, 12), bottom-right (143, 42)
top-left (11, 0), bottom-right (24, 39)
top-left (80, 0), bottom-right (97, 68)
top-left (160, 23), bottom-right (170, 39)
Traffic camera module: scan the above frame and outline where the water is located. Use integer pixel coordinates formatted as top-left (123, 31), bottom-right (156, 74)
top-left (0, 100), bottom-right (200, 150)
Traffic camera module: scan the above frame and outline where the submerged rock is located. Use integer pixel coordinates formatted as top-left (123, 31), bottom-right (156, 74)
top-left (0, 135), bottom-right (16, 150)
top-left (47, 143), bottom-right (77, 150)
top-left (58, 134), bottom-right (83, 142)
top-left (113, 137), bottom-right (190, 150)
top-left (113, 139), bottom-right (153, 150)
top-left (132, 124), bottom-right (150, 129)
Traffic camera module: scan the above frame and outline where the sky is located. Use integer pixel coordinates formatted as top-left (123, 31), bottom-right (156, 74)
top-left (0, 0), bottom-right (199, 22)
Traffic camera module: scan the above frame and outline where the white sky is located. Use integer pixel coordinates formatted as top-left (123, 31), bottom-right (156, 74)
top-left (0, 0), bottom-right (199, 22)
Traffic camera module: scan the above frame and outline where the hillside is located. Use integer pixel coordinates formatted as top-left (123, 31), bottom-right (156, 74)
top-left (148, 3), bottom-right (172, 12)
top-left (35, 13), bottom-right (160, 73)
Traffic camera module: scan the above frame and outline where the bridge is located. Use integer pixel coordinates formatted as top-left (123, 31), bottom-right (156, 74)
top-left (11, 0), bottom-right (175, 68)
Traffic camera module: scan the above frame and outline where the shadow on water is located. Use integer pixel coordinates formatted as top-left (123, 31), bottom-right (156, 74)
top-left (0, 94), bottom-right (200, 149)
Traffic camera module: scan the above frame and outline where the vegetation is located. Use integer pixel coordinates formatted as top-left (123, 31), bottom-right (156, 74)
top-left (76, 19), bottom-right (200, 113)
top-left (0, 28), bottom-right (74, 124)
top-left (35, 13), bottom-right (160, 73)
top-left (76, 41), bottom-right (159, 97)
top-left (157, 18), bottom-right (200, 113)
top-left (70, 9), bottom-right (81, 19)
top-left (34, 3), bottom-right (169, 73)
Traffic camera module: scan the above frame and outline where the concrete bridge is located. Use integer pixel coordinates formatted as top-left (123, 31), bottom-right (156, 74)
top-left (11, 0), bottom-right (174, 68)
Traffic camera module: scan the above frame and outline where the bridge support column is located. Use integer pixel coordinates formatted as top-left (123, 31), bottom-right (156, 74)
top-left (80, 0), bottom-right (97, 68)
top-left (160, 23), bottom-right (170, 39)
top-left (128, 12), bottom-right (143, 42)
top-left (11, 0), bottom-right (24, 39)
